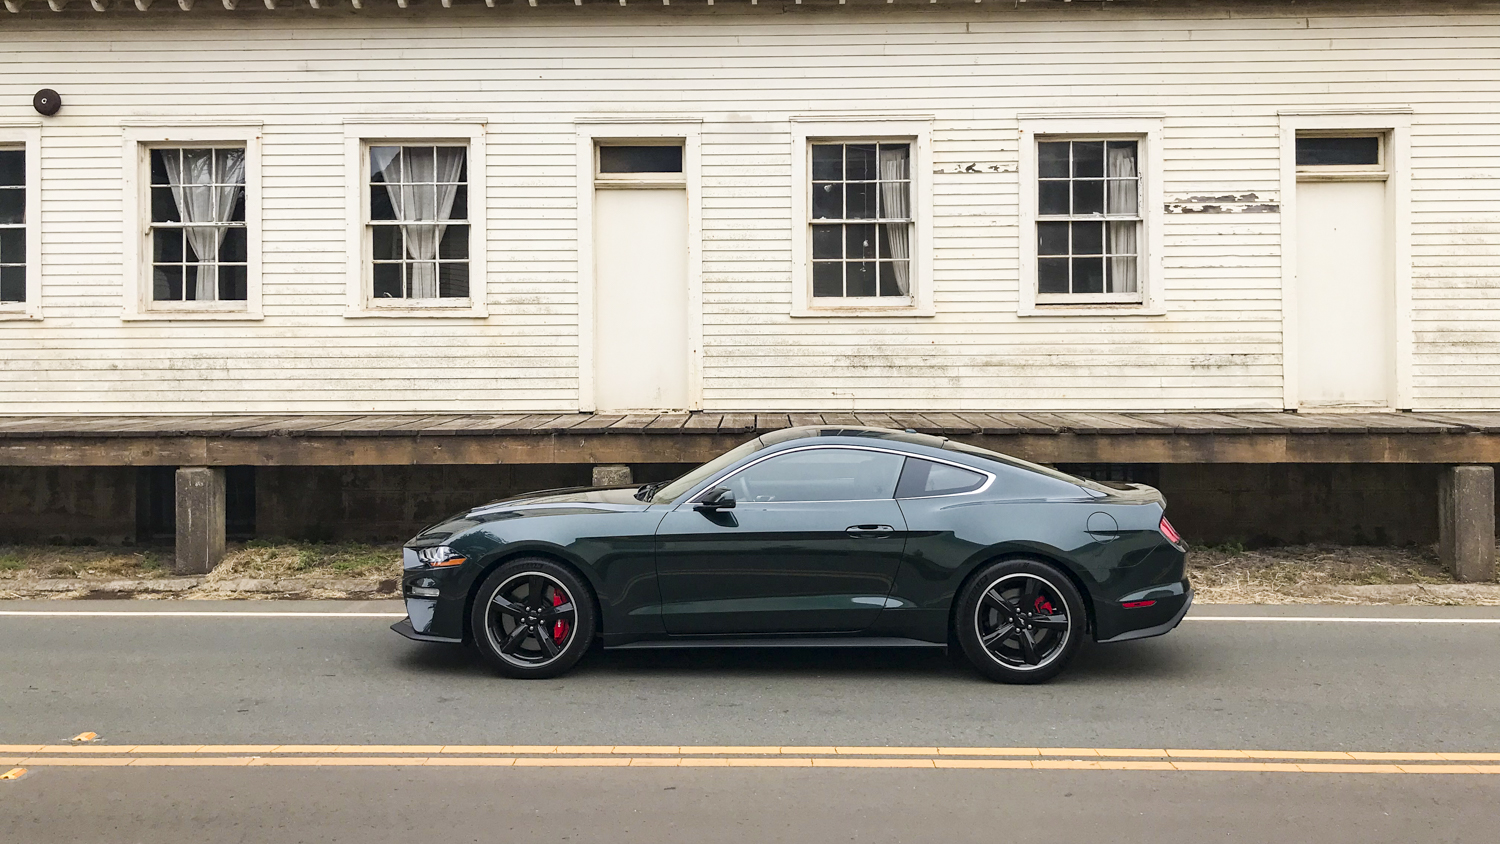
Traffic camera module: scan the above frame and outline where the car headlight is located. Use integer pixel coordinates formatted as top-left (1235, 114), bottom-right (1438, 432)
top-left (414, 546), bottom-right (466, 567)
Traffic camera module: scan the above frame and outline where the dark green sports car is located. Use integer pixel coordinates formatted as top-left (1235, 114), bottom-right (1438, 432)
top-left (393, 425), bottom-right (1190, 683)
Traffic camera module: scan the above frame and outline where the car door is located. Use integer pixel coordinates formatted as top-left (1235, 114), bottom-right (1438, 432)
top-left (654, 446), bottom-right (909, 635)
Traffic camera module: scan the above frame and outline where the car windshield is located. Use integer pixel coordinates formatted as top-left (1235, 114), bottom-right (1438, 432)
top-left (649, 437), bottom-right (765, 504)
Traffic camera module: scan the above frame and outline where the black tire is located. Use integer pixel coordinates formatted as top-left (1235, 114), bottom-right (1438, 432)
top-left (955, 559), bottom-right (1086, 684)
top-left (470, 558), bottom-right (596, 679)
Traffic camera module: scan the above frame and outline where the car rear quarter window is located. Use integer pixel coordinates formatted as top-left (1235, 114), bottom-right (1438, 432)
top-left (895, 458), bottom-right (987, 498)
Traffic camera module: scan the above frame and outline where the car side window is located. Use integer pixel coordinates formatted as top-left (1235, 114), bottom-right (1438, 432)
top-left (719, 448), bottom-right (905, 503)
top-left (895, 458), bottom-right (987, 498)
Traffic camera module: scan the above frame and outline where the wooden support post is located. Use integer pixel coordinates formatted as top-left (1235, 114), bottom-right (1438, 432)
top-left (592, 465), bottom-right (632, 487)
top-left (1439, 465), bottom-right (1495, 582)
top-left (175, 467), bottom-right (226, 575)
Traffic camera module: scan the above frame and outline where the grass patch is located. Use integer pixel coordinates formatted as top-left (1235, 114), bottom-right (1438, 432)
top-left (0, 542), bottom-right (403, 581)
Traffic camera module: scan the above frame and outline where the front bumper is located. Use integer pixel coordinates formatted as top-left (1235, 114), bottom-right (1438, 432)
top-left (391, 617), bottom-right (463, 644)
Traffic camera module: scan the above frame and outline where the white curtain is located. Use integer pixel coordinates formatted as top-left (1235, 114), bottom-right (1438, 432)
top-left (164, 148), bottom-right (245, 302)
top-left (1105, 144), bottom-right (1139, 293)
top-left (380, 147), bottom-right (466, 299)
top-left (878, 146), bottom-right (911, 296)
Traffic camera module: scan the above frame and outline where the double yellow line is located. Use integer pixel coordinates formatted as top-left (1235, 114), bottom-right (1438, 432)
top-left (4, 744), bottom-right (1500, 775)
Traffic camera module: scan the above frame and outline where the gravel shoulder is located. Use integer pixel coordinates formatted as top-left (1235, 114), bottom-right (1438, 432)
top-left (2, 541), bottom-right (1497, 604)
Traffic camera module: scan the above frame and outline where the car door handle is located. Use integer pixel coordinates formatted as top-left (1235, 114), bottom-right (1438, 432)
top-left (846, 524), bottom-right (896, 538)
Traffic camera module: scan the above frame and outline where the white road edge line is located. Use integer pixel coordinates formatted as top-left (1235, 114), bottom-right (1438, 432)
top-left (0, 611), bottom-right (1498, 623)
top-left (1186, 616), bottom-right (1500, 623)
top-left (0, 611), bottom-right (406, 618)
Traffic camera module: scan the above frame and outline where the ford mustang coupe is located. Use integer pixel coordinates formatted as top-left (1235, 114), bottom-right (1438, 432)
top-left (393, 425), bottom-right (1191, 684)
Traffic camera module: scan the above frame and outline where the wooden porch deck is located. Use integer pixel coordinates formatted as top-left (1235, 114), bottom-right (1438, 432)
top-left (2, 411), bottom-right (1500, 465)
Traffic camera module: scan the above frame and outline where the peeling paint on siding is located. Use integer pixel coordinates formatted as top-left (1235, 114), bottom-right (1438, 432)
top-left (1165, 192), bottom-right (1280, 214)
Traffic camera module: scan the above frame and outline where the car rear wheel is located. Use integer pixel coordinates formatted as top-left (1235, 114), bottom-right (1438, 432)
top-left (471, 558), bottom-right (596, 679)
top-left (955, 559), bottom-right (1085, 684)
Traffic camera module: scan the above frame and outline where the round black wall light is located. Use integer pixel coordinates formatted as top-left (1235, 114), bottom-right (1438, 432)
top-left (33, 89), bottom-right (61, 117)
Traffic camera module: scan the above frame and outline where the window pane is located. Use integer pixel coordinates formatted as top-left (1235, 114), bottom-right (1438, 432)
top-left (151, 187), bottom-right (181, 223)
top-left (877, 179), bottom-right (909, 220)
top-left (370, 146), bottom-right (401, 183)
top-left (437, 262), bottom-right (469, 298)
top-left (1072, 221), bottom-right (1104, 255)
top-left (1038, 142), bottom-right (1070, 179)
top-left (149, 149), bottom-right (173, 186)
top-left (1108, 256), bottom-right (1139, 294)
top-left (0, 227), bottom-right (22, 264)
top-left (1072, 257), bottom-right (1104, 294)
top-left (812, 182), bottom-right (842, 220)
top-left (1037, 221), bottom-right (1069, 256)
top-left (448, 184), bottom-right (468, 221)
top-left (1106, 178), bottom-right (1137, 216)
top-left (812, 225), bottom-right (842, 260)
top-left (1038, 181), bottom-right (1069, 216)
top-left (370, 185), bottom-right (396, 221)
top-left (845, 224), bottom-right (876, 260)
top-left (0, 266), bottom-right (23, 303)
top-left (372, 263), bottom-right (403, 299)
top-left (877, 262), bottom-right (907, 297)
top-left (896, 458), bottom-right (986, 498)
top-left (1072, 141), bottom-right (1104, 178)
top-left (812, 261), bottom-right (843, 298)
top-left (152, 228), bottom-right (183, 263)
top-left (1106, 141), bottom-right (1138, 178)
top-left (438, 224), bottom-right (468, 260)
top-left (372, 224), bottom-right (402, 261)
top-left (1107, 220), bottom-right (1138, 256)
top-left (0, 187), bottom-right (22, 225)
top-left (845, 181), bottom-right (876, 219)
top-left (1038, 258), bottom-right (1069, 294)
top-left (1073, 180), bottom-right (1104, 215)
top-left (219, 226), bottom-right (247, 263)
top-left (811, 144), bottom-right (843, 182)
top-left (846, 262), bottom-right (876, 297)
top-left (1297, 136), bottom-right (1379, 167)
top-left (0, 150), bottom-right (22, 187)
top-left (845, 143), bottom-right (878, 181)
top-left (723, 448), bottom-right (905, 503)
top-left (218, 264), bottom-right (248, 301)
top-left (153, 265), bottom-right (184, 301)
top-left (598, 145), bottom-right (683, 174)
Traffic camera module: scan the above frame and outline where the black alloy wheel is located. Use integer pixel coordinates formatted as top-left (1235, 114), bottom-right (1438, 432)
top-left (955, 559), bottom-right (1085, 684)
top-left (471, 558), bottom-right (596, 679)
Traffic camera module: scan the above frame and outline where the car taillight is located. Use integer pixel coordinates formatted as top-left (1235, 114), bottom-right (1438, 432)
top-left (1159, 516), bottom-right (1184, 546)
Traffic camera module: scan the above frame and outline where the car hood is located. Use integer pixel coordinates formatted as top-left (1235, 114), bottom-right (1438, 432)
top-left (412, 486), bottom-right (651, 543)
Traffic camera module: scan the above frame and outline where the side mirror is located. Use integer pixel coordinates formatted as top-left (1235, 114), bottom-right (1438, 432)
top-left (694, 487), bottom-right (736, 512)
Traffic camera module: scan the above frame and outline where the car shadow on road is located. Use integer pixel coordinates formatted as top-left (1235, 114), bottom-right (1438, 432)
top-left (393, 637), bottom-right (1196, 686)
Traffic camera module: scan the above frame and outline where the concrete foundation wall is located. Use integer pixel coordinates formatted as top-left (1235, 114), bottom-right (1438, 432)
top-left (0, 466), bottom-right (137, 545)
top-left (1158, 464), bottom-right (1443, 547)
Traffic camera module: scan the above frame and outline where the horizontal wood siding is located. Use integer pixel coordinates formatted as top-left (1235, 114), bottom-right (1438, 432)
top-left (0, 3), bottom-right (1496, 411)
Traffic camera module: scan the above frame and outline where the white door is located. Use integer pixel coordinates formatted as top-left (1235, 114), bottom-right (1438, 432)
top-left (593, 188), bottom-right (689, 412)
top-left (1296, 180), bottom-right (1393, 408)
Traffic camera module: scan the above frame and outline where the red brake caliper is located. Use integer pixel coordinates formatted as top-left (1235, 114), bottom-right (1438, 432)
top-left (552, 590), bottom-right (569, 644)
top-left (1034, 596), bottom-right (1054, 615)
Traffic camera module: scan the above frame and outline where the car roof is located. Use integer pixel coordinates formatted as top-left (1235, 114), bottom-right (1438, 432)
top-left (758, 425), bottom-right (949, 449)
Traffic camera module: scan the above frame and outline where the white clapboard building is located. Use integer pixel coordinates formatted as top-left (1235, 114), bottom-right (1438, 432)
top-left (1, 0), bottom-right (1490, 414)
top-left (2, 0), bottom-right (1499, 564)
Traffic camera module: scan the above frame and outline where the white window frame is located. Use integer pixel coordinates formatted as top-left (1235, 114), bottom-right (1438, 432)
top-left (0, 122), bottom-right (41, 321)
top-left (122, 124), bottom-right (263, 321)
top-left (790, 117), bottom-right (934, 318)
top-left (344, 121), bottom-right (487, 319)
top-left (1018, 116), bottom-right (1165, 316)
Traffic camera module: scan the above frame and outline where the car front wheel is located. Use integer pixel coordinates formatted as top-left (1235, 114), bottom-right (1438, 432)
top-left (471, 558), bottom-right (596, 679)
top-left (955, 559), bottom-right (1085, 684)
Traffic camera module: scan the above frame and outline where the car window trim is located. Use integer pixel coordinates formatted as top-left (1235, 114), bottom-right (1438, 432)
top-left (682, 444), bottom-right (995, 507)
top-left (895, 455), bottom-right (996, 500)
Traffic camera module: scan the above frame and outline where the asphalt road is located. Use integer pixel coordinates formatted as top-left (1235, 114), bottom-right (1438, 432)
top-left (3, 600), bottom-right (1499, 842)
